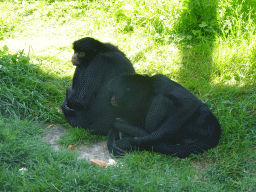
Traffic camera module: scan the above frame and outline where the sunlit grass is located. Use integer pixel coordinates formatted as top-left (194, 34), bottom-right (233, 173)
top-left (211, 38), bottom-right (256, 86)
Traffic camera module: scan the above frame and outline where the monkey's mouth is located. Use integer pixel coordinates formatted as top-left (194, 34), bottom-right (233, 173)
top-left (71, 59), bottom-right (79, 66)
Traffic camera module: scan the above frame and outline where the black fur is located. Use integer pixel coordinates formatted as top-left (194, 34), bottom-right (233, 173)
top-left (61, 37), bottom-right (135, 135)
top-left (107, 74), bottom-right (222, 158)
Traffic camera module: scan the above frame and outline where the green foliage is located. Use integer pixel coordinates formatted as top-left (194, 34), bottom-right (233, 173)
top-left (0, 19), bottom-right (8, 40)
top-left (0, 46), bottom-right (62, 121)
top-left (0, 12), bottom-right (17, 40)
top-left (177, 0), bottom-right (219, 38)
top-left (217, 0), bottom-right (256, 40)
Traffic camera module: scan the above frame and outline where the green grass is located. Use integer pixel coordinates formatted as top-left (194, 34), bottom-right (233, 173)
top-left (0, 0), bottom-right (255, 191)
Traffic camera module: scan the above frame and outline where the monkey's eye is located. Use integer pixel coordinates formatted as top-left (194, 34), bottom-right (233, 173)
top-left (78, 52), bottom-right (85, 57)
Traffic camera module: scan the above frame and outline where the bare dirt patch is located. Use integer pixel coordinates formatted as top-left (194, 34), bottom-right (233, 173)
top-left (42, 125), bottom-right (113, 162)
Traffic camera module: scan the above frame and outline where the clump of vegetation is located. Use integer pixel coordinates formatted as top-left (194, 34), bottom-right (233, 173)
top-left (0, 45), bottom-right (63, 121)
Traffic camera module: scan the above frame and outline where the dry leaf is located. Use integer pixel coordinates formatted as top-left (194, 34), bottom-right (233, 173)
top-left (68, 145), bottom-right (76, 150)
top-left (46, 124), bottom-right (54, 128)
top-left (57, 107), bottom-right (62, 113)
top-left (89, 159), bottom-right (108, 167)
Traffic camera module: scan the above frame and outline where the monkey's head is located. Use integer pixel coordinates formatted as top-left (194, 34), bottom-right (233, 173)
top-left (107, 74), bottom-right (154, 119)
top-left (71, 37), bottom-right (103, 66)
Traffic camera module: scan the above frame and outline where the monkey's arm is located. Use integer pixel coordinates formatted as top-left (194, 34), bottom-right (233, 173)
top-left (114, 119), bottom-right (148, 137)
top-left (108, 94), bottom-right (174, 155)
top-left (133, 75), bottom-right (203, 146)
top-left (107, 127), bottom-right (131, 157)
top-left (67, 57), bottom-right (106, 110)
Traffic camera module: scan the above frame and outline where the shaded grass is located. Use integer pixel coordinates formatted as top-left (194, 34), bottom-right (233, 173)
top-left (0, 46), bottom-right (67, 122)
top-left (2, 115), bottom-right (254, 191)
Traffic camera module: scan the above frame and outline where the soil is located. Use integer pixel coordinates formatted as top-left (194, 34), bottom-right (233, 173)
top-left (42, 125), bottom-right (113, 162)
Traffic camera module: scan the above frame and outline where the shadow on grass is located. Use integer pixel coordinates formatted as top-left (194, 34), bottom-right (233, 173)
top-left (0, 46), bottom-right (70, 124)
top-left (173, 0), bottom-right (256, 173)
top-left (175, 0), bottom-right (219, 93)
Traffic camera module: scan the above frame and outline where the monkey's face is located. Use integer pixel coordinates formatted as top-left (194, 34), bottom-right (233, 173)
top-left (107, 75), bottom-right (143, 119)
top-left (71, 51), bottom-right (86, 66)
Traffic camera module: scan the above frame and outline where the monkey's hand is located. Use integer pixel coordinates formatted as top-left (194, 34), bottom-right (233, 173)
top-left (115, 136), bottom-right (135, 151)
top-left (107, 128), bottom-right (127, 157)
top-left (61, 100), bottom-right (76, 117)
